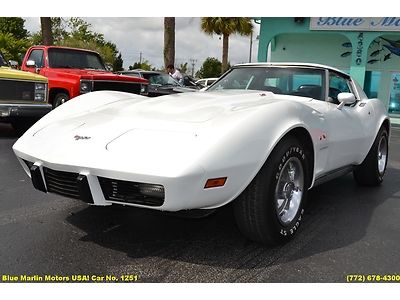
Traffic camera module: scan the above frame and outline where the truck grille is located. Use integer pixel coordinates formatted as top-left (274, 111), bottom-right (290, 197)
top-left (93, 81), bottom-right (141, 94)
top-left (98, 177), bottom-right (164, 207)
top-left (0, 79), bottom-right (35, 101)
top-left (43, 167), bottom-right (81, 199)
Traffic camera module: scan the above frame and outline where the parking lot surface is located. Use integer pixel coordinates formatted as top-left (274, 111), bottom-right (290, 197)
top-left (1, 123), bottom-right (400, 283)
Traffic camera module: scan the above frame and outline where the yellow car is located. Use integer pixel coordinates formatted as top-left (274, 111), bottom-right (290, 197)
top-left (0, 52), bottom-right (51, 133)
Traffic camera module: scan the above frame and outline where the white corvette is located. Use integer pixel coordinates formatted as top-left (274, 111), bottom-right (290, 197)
top-left (13, 63), bottom-right (390, 245)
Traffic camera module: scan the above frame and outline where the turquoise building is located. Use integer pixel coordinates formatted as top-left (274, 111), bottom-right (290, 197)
top-left (256, 17), bottom-right (400, 116)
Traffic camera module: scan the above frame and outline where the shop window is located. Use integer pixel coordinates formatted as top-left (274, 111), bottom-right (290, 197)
top-left (389, 73), bottom-right (400, 114)
top-left (364, 71), bottom-right (381, 99)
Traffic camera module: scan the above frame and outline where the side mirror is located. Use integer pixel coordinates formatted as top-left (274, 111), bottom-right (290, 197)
top-left (8, 60), bottom-right (19, 69)
top-left (26, 60), bottom-right (36, 67)
top-left (337, 92), bottom-right (356, 109)
top-left (105, 63), bottom-right (113, 72)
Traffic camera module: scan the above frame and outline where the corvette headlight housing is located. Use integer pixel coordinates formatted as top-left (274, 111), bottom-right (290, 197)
top-left (80, 80), bottom-right (93, 94)
top-left (138, 183), bottom-right (165, 199)
top-left (34, 82), bottom-right (47, 102)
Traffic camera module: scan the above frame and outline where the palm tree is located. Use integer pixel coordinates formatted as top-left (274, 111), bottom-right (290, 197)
top-left (40, 17), bottom-right (53, 45)
top-left (163, 17), bottom-right (175, 69)
top-left (201, 17), bottom-right (253, 73)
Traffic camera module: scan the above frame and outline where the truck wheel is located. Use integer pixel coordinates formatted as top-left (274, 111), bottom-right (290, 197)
top-left (353, 126), bottom-right (388, 186)
top-left (234, 136), bottom-right (310, 245)
top-left (53, 93), bottom-right (69, 108)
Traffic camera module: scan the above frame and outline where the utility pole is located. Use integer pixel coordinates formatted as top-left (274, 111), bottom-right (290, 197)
top-left (189, 58), bottom-right (197, 77)
top-left (249, 31), bottom-right (253, 63)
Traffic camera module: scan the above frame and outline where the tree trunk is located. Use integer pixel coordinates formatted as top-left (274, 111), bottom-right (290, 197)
top-left (40, 17), bottom-right (53, 45)
top-left (163, 17), bottom-right (175, 69)
top-left (222, 33), bottom-right (229, 73)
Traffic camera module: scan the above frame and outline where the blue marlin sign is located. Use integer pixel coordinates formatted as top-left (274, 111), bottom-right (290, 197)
top-left (310, 17), bottom-right (400, 31)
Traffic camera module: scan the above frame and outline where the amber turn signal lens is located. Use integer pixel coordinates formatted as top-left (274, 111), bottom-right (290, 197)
top-left (204, 177), bottom-right (227, 189)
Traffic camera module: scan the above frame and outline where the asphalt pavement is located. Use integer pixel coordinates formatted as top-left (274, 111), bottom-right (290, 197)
top-left (1, 122), bottom-right (400, 283)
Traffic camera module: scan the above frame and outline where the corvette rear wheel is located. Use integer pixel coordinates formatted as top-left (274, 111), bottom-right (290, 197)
top-left (234, 136), bottom-right (310, 245)
top-left (353, 126), bottom-right (388, 186)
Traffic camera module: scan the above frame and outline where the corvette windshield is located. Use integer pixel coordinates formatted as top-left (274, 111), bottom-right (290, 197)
top-left (208, 66), bottom-right (325, 100)
top-left (48, 48), bottom-right (106, 70)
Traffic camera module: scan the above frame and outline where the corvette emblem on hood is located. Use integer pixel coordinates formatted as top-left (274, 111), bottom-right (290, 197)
top-left (74, 135), bottom-right (91, 141)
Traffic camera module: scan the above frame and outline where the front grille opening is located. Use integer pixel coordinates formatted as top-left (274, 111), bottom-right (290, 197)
top-left (43, 167), bottom-right (81, 199)
top-left (98, 177), bottom-right (165, 207)
top-left (0, 79), bottom-right (35, 101)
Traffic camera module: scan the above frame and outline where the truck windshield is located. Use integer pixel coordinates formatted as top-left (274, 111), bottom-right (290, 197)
top-left (48, 48), bottom-right (106, 70)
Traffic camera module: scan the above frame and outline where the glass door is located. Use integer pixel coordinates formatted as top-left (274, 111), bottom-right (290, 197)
top-left (389, 73), bottom-right (400, 114)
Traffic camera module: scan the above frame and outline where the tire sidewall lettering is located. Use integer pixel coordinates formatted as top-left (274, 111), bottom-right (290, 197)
top-left (272, 145), bottom-right (307, 237)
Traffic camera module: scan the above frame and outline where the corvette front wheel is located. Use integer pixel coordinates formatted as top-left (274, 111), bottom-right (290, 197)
top-left (234, 136), bottom-right (310, 245)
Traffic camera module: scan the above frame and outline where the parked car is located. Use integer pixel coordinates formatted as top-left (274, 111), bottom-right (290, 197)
top-left (181, 73), bottom-right (202, 89)
top-left (0, 52), bottom-right (51, 133)
top-left (195, 77), bottom-right (219, 88)
top-left (119, 70), bottom-right (195, 97)
top-left (13, 63), bottom-right (389, 245)
top-left (21, 46), bottom-right (148, 108)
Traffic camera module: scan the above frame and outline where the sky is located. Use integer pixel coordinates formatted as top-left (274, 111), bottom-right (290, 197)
top-left (23, 17), bottom-right (260, 73)
top-left (18, 0), bottom-right (396, 74)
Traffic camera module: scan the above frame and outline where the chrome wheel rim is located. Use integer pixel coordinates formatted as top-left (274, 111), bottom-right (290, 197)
top-left (275, 157), bottom-right (304, 225)
top-left (378, 135), bottom-right (388, 175)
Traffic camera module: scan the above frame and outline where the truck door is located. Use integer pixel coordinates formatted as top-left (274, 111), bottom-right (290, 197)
top-left (24, 49), bottom-right (46, 76)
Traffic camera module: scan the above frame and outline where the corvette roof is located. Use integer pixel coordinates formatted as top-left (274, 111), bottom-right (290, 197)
top-left (234, 62), bottom-right (349, 78)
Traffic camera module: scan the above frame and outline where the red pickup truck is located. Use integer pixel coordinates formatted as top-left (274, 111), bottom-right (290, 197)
top-left (21, 46), bottom-right (148, 107)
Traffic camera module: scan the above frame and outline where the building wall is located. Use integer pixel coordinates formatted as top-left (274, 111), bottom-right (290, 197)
top-left (270, 33), bottom-right (352, 71)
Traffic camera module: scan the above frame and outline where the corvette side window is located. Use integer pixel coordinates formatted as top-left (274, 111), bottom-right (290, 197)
top-left (329, 72), bottom-right (354, 103)
top-left (289, 73), bottom-right (324, 100)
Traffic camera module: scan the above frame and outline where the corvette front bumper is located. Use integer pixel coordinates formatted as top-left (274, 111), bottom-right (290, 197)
top-left (16, 154), bottom-right (247, 211)
top-left (26, 161), bottom-right (165, 207)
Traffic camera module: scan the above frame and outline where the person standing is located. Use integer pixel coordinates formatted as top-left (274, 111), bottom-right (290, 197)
top-left (166, 64), bottom-right (184, 85)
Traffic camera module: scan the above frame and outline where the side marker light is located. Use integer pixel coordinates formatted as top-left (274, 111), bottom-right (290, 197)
top-left (204, 177), bottom-right (227, 189)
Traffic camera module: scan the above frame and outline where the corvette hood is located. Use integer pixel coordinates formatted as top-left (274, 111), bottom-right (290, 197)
top-left (96, 90), bottom-right (283, 123)
top-left (13, 90), bottom-right (307, 175)
top-left (29, 90), bottom-right (283, 139)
